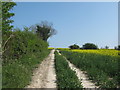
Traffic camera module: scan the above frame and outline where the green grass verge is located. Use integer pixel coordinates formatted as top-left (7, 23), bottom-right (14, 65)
top-left (2, 51), bottom-right (49, 88)
top-left (61, 50), bottom-right (119, 88)
top-left (0, 63), bottom-right (1, 89)
top-left (54, 51), bottom-right (83, 88)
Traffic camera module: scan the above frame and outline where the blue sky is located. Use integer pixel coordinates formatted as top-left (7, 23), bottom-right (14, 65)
top-left (12, 2), bottom-right (118, 48)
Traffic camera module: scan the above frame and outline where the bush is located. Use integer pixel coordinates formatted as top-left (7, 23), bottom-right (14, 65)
top-left (2, 29), bottom-right (48, 64)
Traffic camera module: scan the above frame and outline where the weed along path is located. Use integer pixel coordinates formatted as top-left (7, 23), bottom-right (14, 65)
top-left (57, 50), bottom-right (98, 88)
top-left (26, 49), bottom-right (57, 88)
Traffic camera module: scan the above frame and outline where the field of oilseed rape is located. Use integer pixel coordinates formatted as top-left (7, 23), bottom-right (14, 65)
top-left (60, 49), bottom-right (119, 88)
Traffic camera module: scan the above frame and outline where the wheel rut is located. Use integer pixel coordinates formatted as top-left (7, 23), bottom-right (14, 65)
top-left (26, 50), bottom-right (57, 88)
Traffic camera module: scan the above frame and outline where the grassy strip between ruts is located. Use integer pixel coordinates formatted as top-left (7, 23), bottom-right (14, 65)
top-left (60, 50), bottom-right (119, 88)
top-left (54, 51), bottom-right (83, 88)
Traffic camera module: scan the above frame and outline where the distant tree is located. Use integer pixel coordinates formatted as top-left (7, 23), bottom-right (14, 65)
top-left (82, 43), bottom-right (98, 49)
top-left (34, 21), bottom-right (57, 41)
top-left (118, 45), bottom-right (120, 50)
top-left (105, 46), bottom-right (109, 49)
top-left (2, 2), bottom-right (16, 34)
top-left (114, 46), bottom-right (117, 50)
top-left (69, 44), bottom-right (80, 49)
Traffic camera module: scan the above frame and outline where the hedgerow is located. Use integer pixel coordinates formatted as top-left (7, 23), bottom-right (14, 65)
top-left (2, 30), bottom-right (49, 88)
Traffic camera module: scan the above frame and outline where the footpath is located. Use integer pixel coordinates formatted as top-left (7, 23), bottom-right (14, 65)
top-left (26, 50), bottom-right (57, 88)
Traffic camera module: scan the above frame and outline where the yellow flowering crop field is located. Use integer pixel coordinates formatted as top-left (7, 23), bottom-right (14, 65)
top-left (65, 49), bottom-right (119, 57)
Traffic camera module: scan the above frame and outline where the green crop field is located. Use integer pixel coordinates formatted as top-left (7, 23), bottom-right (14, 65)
top-left (54, 51), bottom-right (83, 88)
top-left (59, 49), bottom-right (119, 88)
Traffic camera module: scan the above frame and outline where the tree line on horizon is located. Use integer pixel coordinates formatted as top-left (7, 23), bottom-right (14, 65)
top-left (69, 43), bottom-right (120, 50)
